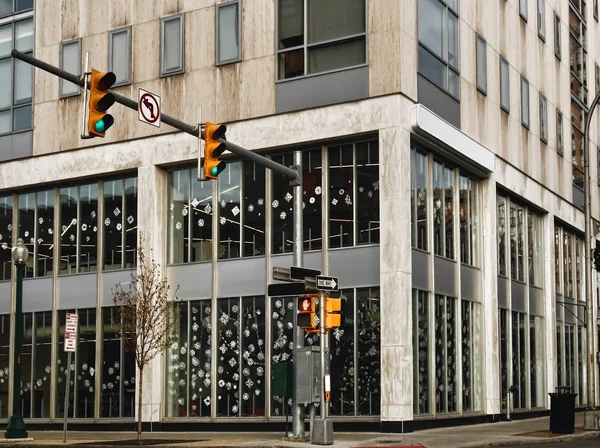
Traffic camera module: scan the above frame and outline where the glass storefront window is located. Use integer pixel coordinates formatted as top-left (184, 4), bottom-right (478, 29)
top-left (330, 290), bottom-right (354, 416)
top-left (329, 145), bottom-right (354, 248)
top-left (59, 187), bottom-right (78, 275)
top-left (242, 161), bottom-right (266, 257)
top-left (79, 184), bottom-right (98, 273)
top-left (413, 289), bottom-right (429, 415)
top-left (218, 163), bottom-right (242, 260)
top-left (459, 176), bottom-right (477, 266)
top-left (356, 287), bottom-right (380, 416)
top-left (357, 141), bottom-right (379, 245)
top-left (411, 149), bottom-right (428, 251)
top-left (498, 197), bottom-right (507, 277)
top-left (435, 295), bottom-right (456, 413)
top-left (103, 180), bottom-right (123, 270)
top-left (462, 301), bottom-right (481, 412)
top-left (20, 313), bottom-right (32, 418)
top-left (18, 192), bottom-right (34, 277)
top-left (0, 314), bottom-right (9, 418)
top-left (271, 296), bottom-right (294, 416)
top-left (499, 309), bottom-right (508, 409)
top-left (0, 195), bottom-right (12, 281)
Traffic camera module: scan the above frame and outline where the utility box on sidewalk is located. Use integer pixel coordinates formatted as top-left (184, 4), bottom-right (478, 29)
top-left (549, 386), bottom-right (577, 434)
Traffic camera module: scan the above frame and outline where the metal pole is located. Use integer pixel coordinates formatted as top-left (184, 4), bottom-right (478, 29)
top-left (5, 262), bottom-right (27, 439)
top-left (292, 151), bottom-right (304, 438)
top-left (63, 351), bottom-right (72, 444)
top-left (319, 291), bottom-right (326, 416)
top-left (80, 52), bottom-right (90, 139)
top-left (583, 90), bottom-right (600, 410)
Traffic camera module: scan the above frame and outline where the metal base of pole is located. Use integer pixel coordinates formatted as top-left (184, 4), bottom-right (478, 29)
top-left (583, 408), bottom-right (600, 430)
top-left (5, 415), bottom-right (27, 439)
top-left (310, 418), bottom-right (333, 445)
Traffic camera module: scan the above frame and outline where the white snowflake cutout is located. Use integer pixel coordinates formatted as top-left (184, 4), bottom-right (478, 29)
top-left (280, 211), bottom-right (287, 220)
top-left (232, 405), bottom-right (238, 413)
top-left (339, 189), bottom-right (345, 195)
top-left (69, 234), bottom-right (75, 242)
top-left (24, 231), bottom-right (29, 237)
top-left (272, 200), bottom-right (279, 208)
top-left (243, 393), bottom-right (249, 401)
top-left (86, 236), bottom-right (90, 242)
top-left (219, 217), bottom-right (226, 225)
top-left (37, 237), bottom-right (43, 244)
top-left (204, 204), bottom-right (212, 214)
top-left (228, 358), bottom-right (237, 367)
top-left (247, 204), bottom-right (254, 213)
top-left (104, 218), bottom-right (111, 226)
top-left (116, 223), bottom-right (122, 231)
top-left (198, 219), bottom-right (205, 227)
top-left (373, 181), bottom-right (379, 190)
top-left (1, 243), bottom-right (6, 250)
top-left (231, 205), bottom-right (240, 216)
top-left (309, 197), bottom-right (315, 204)
top-left (127, 215), bottom-right (134, 224)
top-left (284, 192), bottom-right (293, 202)
top-left (91, 210), bottom-right (96, 219)
top-left (191, 198), bottom-right (200, 208)
top-left (170, 203), bottom-right (175, 211)
top-left (203, 396), bottom-right (211, 406)
top-left (219, 200), bottom-right (226, 208)
top-left (48, 228), bottom-right (53, 235)
top-left (315, 186), bottom-right (322, 195)
top-left (113, 207), bottom-right (121, 216)
top-left (175, 222), bottom-right (182, 230)
top-left (345, 195), bottom-right (352, 205)
top-left (257, 198), bottom-right (264, 205)
top-left (182, 208), bottom-right (188, 217)
top-left (368, 191), bottom-right (373, 198)
top-left (81, 223), bottom-right (88, 231)
top-left (332, 198), bottom-right (338, 206)
top-left (7, 224), bottom-right (11, 231)
top-left (38, 217), bottom-right (43, 225)
top-left (359, 186), bottom-right (364, 193)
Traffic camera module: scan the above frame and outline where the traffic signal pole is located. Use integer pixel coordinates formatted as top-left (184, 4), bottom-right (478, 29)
top-left (12, 48), bottom-right (308, 439)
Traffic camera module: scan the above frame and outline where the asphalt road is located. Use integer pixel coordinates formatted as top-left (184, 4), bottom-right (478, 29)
top-left (500, 438), bottom-right (600, 447)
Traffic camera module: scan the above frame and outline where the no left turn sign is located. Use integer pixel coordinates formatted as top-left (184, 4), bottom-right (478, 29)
top-left (138, 88), bottom-right (161, 128)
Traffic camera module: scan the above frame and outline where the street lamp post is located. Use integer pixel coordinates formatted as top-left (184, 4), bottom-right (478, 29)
top-left (5, 238), bottom-right (29, 439)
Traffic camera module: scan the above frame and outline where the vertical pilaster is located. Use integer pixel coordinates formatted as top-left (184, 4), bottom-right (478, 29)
top-left (379, 126), bottom-right (413, 426)
top-left (481, 178), bottom-right (500, 415)
top-left (136, 165), bottom-right (168, 425)
top-left (543, 213), bottom-right (556, 406)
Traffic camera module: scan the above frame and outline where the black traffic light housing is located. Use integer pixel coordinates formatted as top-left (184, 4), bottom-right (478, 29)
top-left (297, 294), bottom-right (318, 330)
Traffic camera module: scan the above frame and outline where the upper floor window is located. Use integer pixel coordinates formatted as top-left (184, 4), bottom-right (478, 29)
top-left (216, 0), bottom-right (242, 65)
top-left (160, 14), bottom-right (185, 76)
top-left (0, 195), bottom-right (12, 281)
top-left (433, 160), bottom-right (454, 260)
top-left (500, 56), bottom-right (510, 112)
top-left (521, 76), bottom-right (530, 128)
top-left (0, 0), bottom-right (33, 17)
top-left (554, 13), bottom-right (561, 59)
top-left (569, 4), bottom-right (587, 105)
top-left (0, 16), bottom-right (33, 135)
top-left (539, 93), bottom-right (548, 143)
top-left (476, 34), bottom-right (487, 94)
top-left (109, 27), bottom-right (132, 86)
top-left (411, 149), bottom-right (428, 251)
top-left (277, 0), bottom-right (366, 80)
top-left (557, 109), bottom-right (563, 155)
top-left (418, 0), bottom-right (460, 98)
top-left (520, 0), bottom-right (528, 21)
top-left (459, 175), bottom-right (478, 266)
top-left (537, 0), bottom-right (545, 40)
top-left (60, 39), bottom-right (81, 98)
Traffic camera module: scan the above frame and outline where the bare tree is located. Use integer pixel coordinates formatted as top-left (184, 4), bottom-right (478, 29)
top-left (112, 235), bottom-right (179, 440)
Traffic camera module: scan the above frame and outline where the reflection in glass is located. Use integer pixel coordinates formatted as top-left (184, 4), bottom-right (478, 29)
top-left (79, 184), bottom-right (98, 273)
top-left (413, 290), bottom-right (429, 414)
top-left (218, 163), bottom-right (242, 259)
top-left (168, 171), bottom-right (191, 264)
top-left (304, 150), bottom-right (322, 251)
top-left (272, 153), bottom-right (295, 254)
top-left (124, 178), bottom-right (138, 268)
top-left (18, 192), bottom-right (34, 277)
top-left (0, 196), bottom-right (12, 281)
top-left (21, 313), bottom-right (32, 418)
top-left (104, 180), bottom-right (123, 270)
top-left (433, 162), bottom-right (443, 256)
top-left (190, 170), bottom-right (213, 262)
top-left (59, 187), bottom-right (78, 274)
top-left (36, 190), bottom-right (54, 277)
top-left (271, 296), bottom-right (294, 416)
top-left (499, 309), bottom-right (508, 409)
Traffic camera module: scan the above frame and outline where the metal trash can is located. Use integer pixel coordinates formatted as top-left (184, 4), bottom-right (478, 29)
top-left (548, 386), bottom-right (577, 434)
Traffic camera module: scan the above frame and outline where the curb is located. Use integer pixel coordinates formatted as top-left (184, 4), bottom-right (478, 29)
top-left (456, 430), bottom-right (600, 448)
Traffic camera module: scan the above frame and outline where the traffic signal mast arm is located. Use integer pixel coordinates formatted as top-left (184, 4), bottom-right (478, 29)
top-left (11, 49), bottom-right (300, 182)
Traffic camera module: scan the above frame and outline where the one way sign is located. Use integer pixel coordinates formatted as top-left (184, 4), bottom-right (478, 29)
top-left (316, 275), bottom-right (339, 291)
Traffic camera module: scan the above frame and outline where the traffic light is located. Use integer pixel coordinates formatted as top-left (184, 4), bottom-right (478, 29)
top-left (87, 69), bottom-right (116, 137)
top-left (324, 297), bottom-right (342, 330)
top-left (203, 122), bottom-right (227, 180)
top-left (297, 294), bottom-right (318, 330)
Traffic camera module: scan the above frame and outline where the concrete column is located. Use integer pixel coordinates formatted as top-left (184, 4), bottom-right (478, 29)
top-left (480, 178), bottom-right (500, 415)
top-left (543, 213), bottom-right (556, 406)
top-left (379, 126), bottom-right (413, 427)
top-left (136, 165), bottom-right (168, 425)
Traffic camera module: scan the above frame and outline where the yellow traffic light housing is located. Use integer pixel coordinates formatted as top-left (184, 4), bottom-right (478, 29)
top-left (87, 69), bottom-right (116, 137)
top-left (324, 297), bottom-right (342, 330)
top-left (297, 294), bottom-right (318, 330)
top-left (203, 122), bottom-right (227, 180)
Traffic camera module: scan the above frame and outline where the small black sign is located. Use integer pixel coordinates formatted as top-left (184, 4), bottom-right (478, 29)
top-left (268, 282), bottom-right (312, 297)
top-left (290, 266), bottom-right (321, 281)
top-left (316, 275), bottom-right (339, 291)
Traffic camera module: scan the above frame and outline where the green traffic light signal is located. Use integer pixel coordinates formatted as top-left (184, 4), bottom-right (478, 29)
top-left (211, 166), bottom-right (218, 176)
top-left (95, 119), bottom-right (105, 133)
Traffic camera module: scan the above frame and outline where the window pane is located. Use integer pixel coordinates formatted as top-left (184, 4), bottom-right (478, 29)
top-left (444, 166), bottom-right (454, 260)
top-left (278, 0), bottom-right (303, 49)
top-left (271, 153), bottom-right (295, 254)
top-left (36, 190), bottom-right (54, 277)
top-left (123, 177), bottom-right (137, 268)
top-left (498, 197), bottom-right (507, 276)
top-left (32, 312), bottom-right (52, 418)
top-left (0, 59), bottom-right (12, 109)
top-left (0, 110), bottom-right (9, 134)
top-left (540, 95), bottom-right (547, 141)
top-left (413, 290), bottom-right (429, 414)
top-left (218, 3), bottom-right (240, 63)
top-left (111, 30), bottom-right (129, 84)
top-left (79, 183), bottom-right (98, 273)
top-left (307, 38), bottom-right (365, 74)
top-left (500, 58), bottom-right (510, 110)
top-left (16, 0), bottom-right (33, 11)
top-left (15, 19), bottom-right (33, 52)
top-left (190, 169), bottom-right (212, 263)
top-left (329, 289), bottom-right (354, 416)
top-left (357, 141), bottom-right (379, 245)
top-left (303, 150), bottom-right (322, 251)
top-left (433, 162), bottom-right (444, 256)
top-left (59, 187), bottom-right (78, 274)
top-left (21, 313), bottom-right (32, 418)
top-left (18, 192), bottom-right (34, 277)
top-left (307, 0), bottom-right (365, 44)
top-left (242, 161), bottom-right (266, 257)
top-left (419, 46), bottom-right (446, 91)
top-left (76, 309), bottom-right (96, 418)
top-left (0, 24), bottom-right (12, 58)
top-left (447, 13), bottom-right (458, 69)
top-left (520, 0), bottom-right (528, 19)
top-left (521, 78), bottom-right (529, 127)
top-left (329, 145), bottom-right (354, 248)
top-left (12, 104), bottom-right (31, 131)
top-left (278, 48), bottom-right (304, 79)
top-left (476, 36), bottom-right (487, 92)
top-left (271, 296), bottom-right (296, 416)
top-left (0, 0), bottom-right (11, 16)
top-left (357, 287), bottom-right (380, 415)
top-left (538, 0), bottom-right (545, 38)
top-left (61, 41), bottom-right (80, 96)
top-left (0, 196), bottom-right (12, 281)
top-left (0, 315), bottom-right (9, 418)
top-left (163, 17), bottom-right (182, 73)
top-left (218, 162), bottom-right (242, 260)
top-left (14, 59), bottom-right (32, 104)
top-left (418, 0), bottom-right (444, 58)
top-left (459, 176), bottom-right (471, 264)
top-left (103, 180), bottom-right (123, 270)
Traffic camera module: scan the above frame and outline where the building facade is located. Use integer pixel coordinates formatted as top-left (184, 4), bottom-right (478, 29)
top-left (0, 0), bottom-right (598, 431)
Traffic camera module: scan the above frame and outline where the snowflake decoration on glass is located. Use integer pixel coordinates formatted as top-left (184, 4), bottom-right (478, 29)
top-left (242, 392), bottom-right (249, 401)
top-left (373, 181), bottom-right (379, 190)
top-left (1, 243), bottom-right (6, 250)
top-left (107, 382), bottom-right (114, 390)
top-left (117, 223), bottom-right (123, 231)
top-left (220, 217), bottom-right (226, 225)
top-left (180, 346), bottom-right (187, 355)
top-left (179, 379), bottom-right (186, 387)
top-left (219, 313), bottom-right (229, 325)
top-left (272, 312), bottom-right (279, 320)
top-left (339, 189), bottom-right (345, 196)
top-left (367, 191), bottom-right (373, 198)
top-left (280, 211), bottom-right (287, 220)
top-left (231, 206), bottom-right (240, 216)
top-left (190, 197), bottom-right (200, 208)
top-left (182, 208), bottom-right (188, 217)
top-left (81, 223), bottom-right (88, 232)
top-left (334, 327), bottom-right (344, 341)
top-left (114, 207), bottom-right (121, 216)
top-left (248, 344), bottom-right (255, 353)
top-left (104, 218), bottom-right (111, 226)
top-left (218, 379), bottom-right (225, 387)
top-left (284, 192), bottom-right (293, 202)
top-left (287, 322), bottom-right (293, 330)
top-left (192, 322), bottom-right (199, 332)
top-left (345, 195), bottom-right (352, 205)
top-left (196, 219), bottom-right (204, 228)
top-left (309, 197), bottom-right (315, 204)
top-left (287, 301), bottom-right (294, 310)
top-left (219, 344), bottom-right (227, 354)
top-left (230, 340), bottom-right (237, 348)
top-left (175, 222), bottom-right (182, 230)
top-left (37, 238), bottom-right (43, 244)
top-left (217, 200), bottom-right (225, 209)
top-left (204, 377), bottom-right (211, 387)
top-left (90, 210), bottom-right (97, 219)
top-left (89, 367), bottom-right (95, 376)
top-left (204, 348), bottom-right (210, 356)
top-left (24, 231), bottom-right (29, 237)
top-left (257, 352), bottom-right (265, 361)
top-left (68, 234), bottom-right (75, 242)
top-left (332, 198), bottom-right (338, 206)
top-left (247, 204), bottom-right (254, 213)
top-left (272, 200), bottom-right (279, 208)
top-left (203, 396), bottom-right (211, 406)
top-left (178, 398), bottom-right (185, 405)
top-left (232, 405), bottom-right (238, 413)
top-left (231, 304), bottom-right (238, 313)
top-left (228, 358), bottom-right (237, 367)
top-left (192, 357), bottom-right (200, 367)
top-left (92, 226), bottom-right (97, 232)
top-left (243, 329), bottom-right (250, 337)
top-left (257, 197), bottom-right (264, 206)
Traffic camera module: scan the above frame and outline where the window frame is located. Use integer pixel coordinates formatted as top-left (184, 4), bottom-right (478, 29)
top-left (520, 0), bottom-right (528, 21)
top-left (539, 93), bottom-right (548, 143)
top-left (216, 0), bottom-right (242, 66)
top-left (160, 13), bottom-right (185, 77)
top-left (476, 34), bottom-right (487, 95)
top-left (276, 0), bottom-right (368, 81)
top-left (59, 38), bottom-right (82, 98)
top-left (500, 56), bottom-right (510, 113)
top-left (521, 76), bottom-right (530, 129)
top-left (0, 0), bottom-right (34, 19)
top-left (108, 26), bottom-right (132, 87)
top-left (537, 0), bottom-right (545, 41)
top-left (557, 109), bottom-right (563, 155)
top-left (554, 12), bottom-right (561, 59)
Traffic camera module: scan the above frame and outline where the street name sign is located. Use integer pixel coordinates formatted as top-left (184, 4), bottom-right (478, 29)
top-left (290, 266), bottom-right (321, 281)
top-left (316, 275), bottom-right (339, 292)
top-left (268, 282), bottom-right (313, 297)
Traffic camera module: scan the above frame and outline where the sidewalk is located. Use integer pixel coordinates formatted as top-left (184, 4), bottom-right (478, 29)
top-left (0, 414), bottom-right (598, 448)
